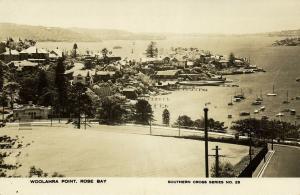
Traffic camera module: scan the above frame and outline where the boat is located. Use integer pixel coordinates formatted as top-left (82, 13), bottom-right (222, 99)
top-left (234, 89), bottom-right (245, 99)
top-left (282, 91), bottom-right (290, 104)
top-left (228, 114), bottom-right (232, 118)
top-left (290, 109), bottom-right (296, 115)
top-left (254, 109), bottom-right (259, 114)
top-left (178, 80), bottom-right (224, 86)
top-left (240, 111), bottom-right (250, 116)
top-left (256, 90), bottom-right (263, 102)
top-left (296, 115), bottom-right (300, 119)
top-left (296, 78), bottom-right (300, 82)
top-left (267, 85), bottom-right (277, 96)
top-left (228, 97), bottom-right (233, 106)
top-left (276, 113), bottom-right (284, 117)
top-left (233, 98), bottom-right (242, 102)
top-left (260, 106), bottom-right (266, 111)
top-left (113, 46), bottom-right (122, 49)
top-left (261, 115), bottom-right (269, 120)
top-left (296, 96), bottom-right (300, 100)
top-left (252, 101), bottom-right (262, 105)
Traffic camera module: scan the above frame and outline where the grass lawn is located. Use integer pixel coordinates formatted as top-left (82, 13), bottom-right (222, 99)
top-left (1, 124), bottom-right (249, 177)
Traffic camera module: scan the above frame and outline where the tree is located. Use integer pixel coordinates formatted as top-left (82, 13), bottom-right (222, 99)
top-left (69, 83), bottom-right (94, 117)
top-left (54, 59), bottom-right (68, 117)
top-left (135, 99), bottom-right (153, 124)
top-left (19, 76), bottom-right (38, 104)
top-left (162, 109), bottom-right (170, 126)
top-left (98, 96), bottom-right (125, 124)
top-left (101, 48), bottom-right (109, 58)
top-left (145, 41), bottom-right (158, 58)
top-left (0, 61), bottom-right (3, 90)
top-left (229, 52), bottom-right (235, 66)
top-left (194, 118), bottom-right (205, 129)
top-left (176, 115), bottom-right (193, 127)
top-left (4, 82), bottom-right (20, 109)
top-left (210, 161), bottom-right (235, 177)
top-left (73, 43), bottom-right (78, 58)
top-left (101, 48), bottom-right (110, 64)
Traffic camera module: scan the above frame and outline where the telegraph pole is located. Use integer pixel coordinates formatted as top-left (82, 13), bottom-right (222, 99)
top-left (149, 119), bottom-right (152, 135)
top-left (214, 146), bottom-right (220, 177)
top-left (204, 108), bottom-right (209, 178)
top-left (209, 145), bottom-right (225, 177)
top-left (249, 131), bottom-right (252, 162)
top-left (178, 115), bottom-right (181, 137)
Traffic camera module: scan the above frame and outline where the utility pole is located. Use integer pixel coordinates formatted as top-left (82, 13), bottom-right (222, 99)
top-left (50, 106), bottom-right (53, 127)
top-left (204, 108), bottom-right (209, 178)
top-left (178, 115), bottom-right (181, 137)
top-left (249, 131), bottom-right (252, 162)
top-left (78, 92), bottom-right (81, 129)
top-left (149, 119), bottom-right (152, 135)
top-left (213, 146), bottom-right (220, 177)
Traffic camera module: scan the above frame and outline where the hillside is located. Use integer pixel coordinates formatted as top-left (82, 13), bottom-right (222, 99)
top-left (266, 29), bottom-right (300, 37)
top-left (0, 23), bottom-right (165, 42)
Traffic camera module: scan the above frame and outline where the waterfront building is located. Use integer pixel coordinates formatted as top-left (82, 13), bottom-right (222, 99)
top-left (154, 69), bottom-right (181, 80)
top-left (13, 103), bottom-right (51, 120)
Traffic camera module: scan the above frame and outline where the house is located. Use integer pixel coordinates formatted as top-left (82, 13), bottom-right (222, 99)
top-left (0, 49), bottom-right (20, 63)
top-left (122, 88), bottom-right (138, 99)
top-left (19, 46), bottom-right (49, 61)
top-left (72, 70), bottom-right (94, 85)
top-left (154, 69), bottom-right (180, 80)
top-left (219, 59), bottom-right (230, 68)
top-left (94, 71), bottom-right (116, 82)
top-left (13, 103), bottom-right (51, 120)
top-left (7, 60), bottom-right (39, 71)
top-left (49, 48), bottom-right (63, 61)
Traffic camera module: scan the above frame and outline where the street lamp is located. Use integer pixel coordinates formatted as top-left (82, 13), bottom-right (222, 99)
top-left (77, 92), bottom-right (86, 129)
top-left (204, 107), bottom-right (209, 178)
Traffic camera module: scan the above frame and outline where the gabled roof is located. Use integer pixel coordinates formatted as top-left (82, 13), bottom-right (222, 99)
top-left (73, 69), bottom-right (95, 77)
top-left (50, 48), bottom-right (63, 57)
top-left (20, 46), bottom-right (48, 54)
top-left (8, 60), bottom-right (38, 67)
top-left (1, 49), bottom-right (19, 55)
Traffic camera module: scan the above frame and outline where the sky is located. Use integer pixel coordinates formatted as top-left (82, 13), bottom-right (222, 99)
top-left (0, 0), bottom-right (299, 34)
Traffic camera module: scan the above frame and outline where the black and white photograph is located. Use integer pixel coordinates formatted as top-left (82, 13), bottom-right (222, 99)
top-left (0, 0), bottom-right (299, 193)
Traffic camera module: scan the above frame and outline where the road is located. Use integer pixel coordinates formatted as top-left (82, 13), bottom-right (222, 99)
top-left (263, 145), bottom-right (300, 177)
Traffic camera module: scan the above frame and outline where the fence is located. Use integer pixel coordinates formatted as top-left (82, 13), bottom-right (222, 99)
top-left (238, 145), bottom-right (268, 177)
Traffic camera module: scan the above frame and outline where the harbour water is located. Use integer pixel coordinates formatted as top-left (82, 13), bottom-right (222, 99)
top-left (38, 36), bottom-right (300, 132)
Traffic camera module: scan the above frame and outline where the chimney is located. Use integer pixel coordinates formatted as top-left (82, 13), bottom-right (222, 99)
top-left (36, 48), bottom-right (38, 53)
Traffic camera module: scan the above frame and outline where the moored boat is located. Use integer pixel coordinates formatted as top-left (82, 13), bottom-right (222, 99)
top-left (240, 111), bottom-right (250, 116)
top-left (276, 113), bottom-right (284, 117)
top-left (290, 109), bottom-right (296, 115)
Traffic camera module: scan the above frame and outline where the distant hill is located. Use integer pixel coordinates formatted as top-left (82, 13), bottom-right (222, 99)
top-left (265, 29), bottom-right (300, 37)
top-left (0, 23), bottom-right (165, 42)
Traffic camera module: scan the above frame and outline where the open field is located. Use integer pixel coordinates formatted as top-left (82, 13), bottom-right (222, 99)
top-left (1, 124), bottom-right (248, 177)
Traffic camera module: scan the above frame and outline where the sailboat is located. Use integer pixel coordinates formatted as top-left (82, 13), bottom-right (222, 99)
top-left (283, 90), bottom-right (290, 104)
top-left (228, 97), bottom-right (233, 106)
top-left (256, 89), bottom-right (263, 101)
top-left (267, 85), bottom-right (277, 96)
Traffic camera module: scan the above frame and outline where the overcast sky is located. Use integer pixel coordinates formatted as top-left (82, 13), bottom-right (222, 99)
top-left (0, 0), bottom-right (299, 34)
